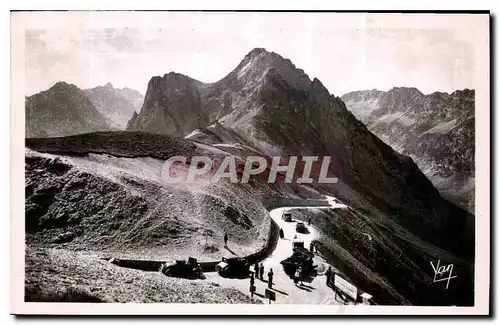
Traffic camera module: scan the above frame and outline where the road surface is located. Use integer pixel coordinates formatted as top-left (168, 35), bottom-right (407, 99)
top-left (205, 196), bottom-right (352, 304)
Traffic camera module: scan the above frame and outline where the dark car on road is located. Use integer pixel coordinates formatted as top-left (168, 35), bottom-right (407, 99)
top-left (216, 257), bottom-right (250, 278)
top-left (296, 222), bottom-right (307, 233)
top-left (160, 257), bottom-right (205, 279)
top-left (282, 212), bottom-right (292, 222)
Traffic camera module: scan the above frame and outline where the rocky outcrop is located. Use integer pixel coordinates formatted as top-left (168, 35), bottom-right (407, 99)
top-left (126, 73), bottom-right (207, 136)
top-left (342, 88), bottom-right (475, 213)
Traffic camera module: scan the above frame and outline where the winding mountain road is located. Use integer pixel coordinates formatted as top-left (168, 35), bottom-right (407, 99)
top-left (205, 196), bottom-right (353, 304)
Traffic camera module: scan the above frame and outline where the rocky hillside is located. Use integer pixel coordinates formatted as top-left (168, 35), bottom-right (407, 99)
top-left (26, 82), bottom-right (110, 138)
top-left (85, 83), bottom-right (144, 129)
top-left (341, 88), bottom-right (475, 212)
top-left (127, 48), bottom-right (473, 258)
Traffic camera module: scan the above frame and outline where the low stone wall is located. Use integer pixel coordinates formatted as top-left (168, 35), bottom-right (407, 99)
top-left (103, 258), bottom-right (165, 271)
top-left (245, 217), bottom-right (279, 265)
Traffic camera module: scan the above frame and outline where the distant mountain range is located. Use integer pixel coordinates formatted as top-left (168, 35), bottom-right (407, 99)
top-left (341, 88), bottom-right (474, 213)
top-left (26, 82), bottom-right (144, 137)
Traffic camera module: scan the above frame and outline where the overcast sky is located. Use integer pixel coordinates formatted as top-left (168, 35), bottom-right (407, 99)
top-left (24, 12), bottom-right (477, 96)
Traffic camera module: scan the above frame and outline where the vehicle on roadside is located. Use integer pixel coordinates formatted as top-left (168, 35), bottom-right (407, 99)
top-left (280, 247), bottom-right (315, 276)
top-left (292, 238), bottom-right (304, 249)
top-left (296, 222), bottom-right (307, 233)
top-left (282, 212), bottom-right (292, 222)
top-left (216, 256), bottom-right (250, 278)
top-left (160, 257), bottom-right (205, 279)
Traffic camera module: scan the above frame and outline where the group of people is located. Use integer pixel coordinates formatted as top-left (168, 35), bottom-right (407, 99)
top-left (254, 263), bottom-right (274, 288)
top-left (249, 263), bottom-right (275, 297)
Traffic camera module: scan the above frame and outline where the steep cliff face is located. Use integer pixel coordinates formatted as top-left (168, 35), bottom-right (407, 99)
top-left (26, 82), bottom-right (110, 138)
top-left (127, 48), bottom-right (473, 257)
top-left (126, 73), bottom-right (207, 136)
top-left (342, 88), bottom-right (475, 213)
top-left (85, 83), bottom-right (144, 129)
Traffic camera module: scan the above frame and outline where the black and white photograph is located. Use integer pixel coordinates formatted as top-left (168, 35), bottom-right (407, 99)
top-left (10, 10), bottom-right (490, 315)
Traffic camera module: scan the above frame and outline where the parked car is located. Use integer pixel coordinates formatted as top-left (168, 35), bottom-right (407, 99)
top-left (280, 247), bottom-right (315, 276)
top-left (296, 222), bottom-right (307, 233)
top-left (160, 257), bottom-right (205, 279)
top-left (216, 257), bottom-right (249, 278)
top-left (282, 212), bottom-right (292, 222)
top-left (292, 238), bottom-right (304, 249)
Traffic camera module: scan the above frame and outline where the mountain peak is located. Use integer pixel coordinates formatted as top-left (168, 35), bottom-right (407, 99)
top-left (50, 81), bottom-right (80, 93)
top-left (227, 48), bottom-right (316, 94)
top-left (103, 82), bottom-right (113, 89)
top-left (246, 47), bottom-right (268, 57)
top-left (388, 87), bottom-right (424, 97)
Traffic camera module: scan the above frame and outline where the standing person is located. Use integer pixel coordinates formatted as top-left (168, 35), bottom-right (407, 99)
top-left (254, 262), bottom-right (260, 277)
top-left (249, 273), bottom-right (255, 298)
top-left (325, 266), bottom-right (333, 287)
top-left (294, 268), bottom-right (300, 285)
top-left (259, 263), bottom-right (264, 280)
top-left (224, 233), bottom-right (228, 247)
top-left (298, 266), bottom-right (304, 285)
top-left (279, 228), bottom-right (284, 239)
top-left (268, 268), bottom-right (274, 289)
top-left (308, 217), bottom-right (311, 226)
top-left (309, 242), bottom-right (315, 253)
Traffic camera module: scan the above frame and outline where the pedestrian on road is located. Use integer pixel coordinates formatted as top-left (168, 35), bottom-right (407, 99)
top-left (325, 266), bottom-right (333, 287)
top-left (254, 262), bottom-right (260, 277)
top-left (224, 233), bottom-right (228, 247)
top-left (294, 268), bottom-right (300, 285)
top-left (279, 228), bottom-right (284, 239)
top-left (259, 263), bottom-right (264, 280)
top-left (268, 268), bottom-right (274, 289)
top-left (309, 242), bottom-right (315, 253)
top-left (249, 273), bottom-right (256, 298)
top-left (308, 217), bottom-right (311, 226)
top-left (298, 266), bottom-right (304, 285)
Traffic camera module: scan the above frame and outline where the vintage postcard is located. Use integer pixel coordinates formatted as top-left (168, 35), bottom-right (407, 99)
top-left (10, 11), bottom-right (490, 315)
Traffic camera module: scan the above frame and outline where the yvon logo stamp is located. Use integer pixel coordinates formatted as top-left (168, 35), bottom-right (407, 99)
top-left (430, 260), bottom-right (457, 289)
